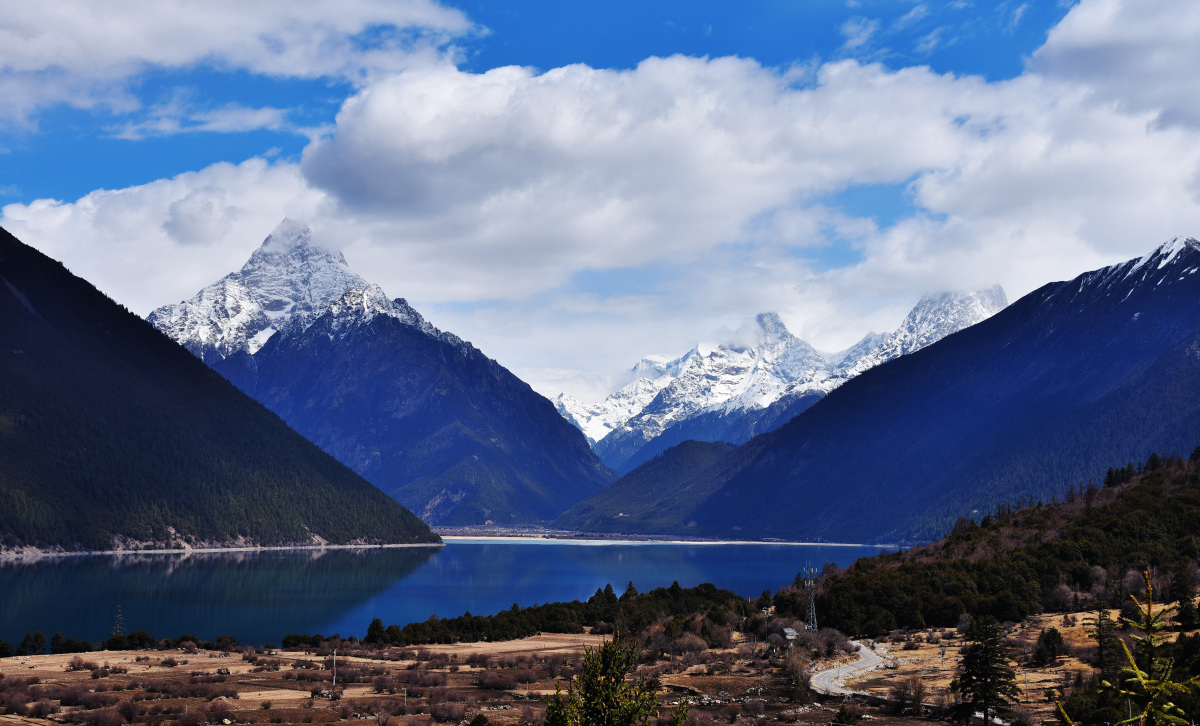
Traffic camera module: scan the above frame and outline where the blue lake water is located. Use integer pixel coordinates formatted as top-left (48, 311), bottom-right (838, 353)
top-left (0, 539), bottom-right (878, 647)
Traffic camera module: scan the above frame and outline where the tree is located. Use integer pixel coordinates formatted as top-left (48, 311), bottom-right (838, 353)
top-left (1172, 570), bottom-right (1197, 631)
top-left (545, 639), bottom-right (686, 726)
top-left (957, 616), bottom-right (1019, 726)
top-left (1032, 627), bottom-right (1066, 666)
top-left (15, 631), bottom-right (46, 656)
top-left (1060, 571), bottom-right (1200, 726)
top-left (1088, 607), bottom-right (1121, 681)
top-left (365, 618), bottom-right (386, 645)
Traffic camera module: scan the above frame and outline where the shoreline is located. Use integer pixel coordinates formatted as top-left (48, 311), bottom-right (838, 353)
top-left (0, 541), bottom-right (444, 563)
top-left (437, 533), bottom-right (881, 547)
top-left (1, 533), bottom-right (894, 561)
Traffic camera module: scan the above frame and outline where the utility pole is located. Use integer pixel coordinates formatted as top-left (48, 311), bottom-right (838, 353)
top-left (332, 649), bottom-right (337, 688)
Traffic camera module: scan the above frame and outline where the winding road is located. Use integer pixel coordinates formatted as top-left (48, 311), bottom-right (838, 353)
top-left (809, 641), bottom-right (886, 696)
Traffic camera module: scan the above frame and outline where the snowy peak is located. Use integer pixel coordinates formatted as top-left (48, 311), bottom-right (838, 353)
top-left (840, 286), bottom-right (1008, 378)
top-left (566, 287), bottom-right (1008, 455)
top-left (150, 219), bottom-right (457, 359)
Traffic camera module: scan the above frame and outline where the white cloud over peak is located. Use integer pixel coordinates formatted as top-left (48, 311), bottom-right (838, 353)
top-left (6, 0), bottom-right (1200, 399)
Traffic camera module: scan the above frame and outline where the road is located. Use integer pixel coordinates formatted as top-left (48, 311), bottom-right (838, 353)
top-left (809, 640), bottom-right (886, 696)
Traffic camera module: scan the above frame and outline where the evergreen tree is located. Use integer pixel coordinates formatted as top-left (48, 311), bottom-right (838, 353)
top-left (620, 581), bottom-right (639, 601)
top-left (1089, 607), bottom-right (1121, 681)
top-left (545, 639), bottom-right (686, 726)
top-left (365, 618), bottom-right (386, 645)
top-left (1172, 571), bottom-right (1198, 631)
top-left (0, 638), bottom-right (11, 658)
top-left (1060, 571), bottom-right (1200, 726)
top-left (15, 631), bottom-right (46, 656)
top-left (1032, 627), bottom-right (1066, 666)
top-left (957, 616), bottom-right (1020, 726)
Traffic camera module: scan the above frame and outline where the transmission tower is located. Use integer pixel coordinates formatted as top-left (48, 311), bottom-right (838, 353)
top-left (801, 563), bottom-right (819, 632)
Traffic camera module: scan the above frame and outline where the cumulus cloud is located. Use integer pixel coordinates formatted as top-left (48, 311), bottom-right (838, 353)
top-left (1034, 0), bottom-right (1200, 129)
top-left (0, 0), bottom-right (474, 123)
top-left (1, 159), bottom-right (328, 313)
top-left (7, 0), bottom-right (1200, 399)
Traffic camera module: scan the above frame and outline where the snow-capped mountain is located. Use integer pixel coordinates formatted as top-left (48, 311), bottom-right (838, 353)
top-left (838, 286), bottom-right (1008, 378)
top-left (564, 235), bottom-right (1200, 544)
top-left (150, 220), bottom-right (611, 525)
top-left (567, 287), bottom-right (1008, 471)
top-left (148, 219), bottom-right (367, 361)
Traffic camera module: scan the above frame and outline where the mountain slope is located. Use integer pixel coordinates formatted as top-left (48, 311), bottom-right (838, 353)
top-left (610, 237), bottom-right (1200, 544)
top-left (151, 221), bottom-right (612, 526)
top-left (578, 288), bottom-right (1006, 472)
top-left (0, 226), bottom-right (438, 551)
top-left (553, 440), bottom-right (737, 533)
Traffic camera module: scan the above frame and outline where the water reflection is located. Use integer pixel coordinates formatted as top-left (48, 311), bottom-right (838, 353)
top-left (0, 541), bottom-right (876, 647)
top-left (0, 547), bottom-right (437, 646)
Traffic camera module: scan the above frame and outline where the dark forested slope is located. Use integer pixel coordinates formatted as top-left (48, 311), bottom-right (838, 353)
top-left (0, 227), bottom-right (438, 550)
top-left (806, 452), bottom-right (1200, 636)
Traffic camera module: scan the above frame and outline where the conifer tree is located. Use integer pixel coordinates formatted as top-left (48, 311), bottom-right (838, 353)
top-left (956, 616), bottom-right (1019, 726)
top-left (1172, 571), bottom-right (1197, 631)
top-left (1060, 571), bottom-right (1200, 726)
top-left (545, 639), bottom-right (686, 726)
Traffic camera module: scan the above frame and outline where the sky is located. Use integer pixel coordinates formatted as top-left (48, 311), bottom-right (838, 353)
top-left (3, 0), bottom-right (1200, 402)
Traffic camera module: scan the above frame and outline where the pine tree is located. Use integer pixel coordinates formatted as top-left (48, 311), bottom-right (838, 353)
top-left (956, 616), bottom-right (1020, 726)
top-left (1088, 607), bottom-right (1120, 681)
top-left (1060, 571), bottom-right (1200, 726)
top-left (1172, 570), bottom-right (1198, 631)
top-left (365, 618), bottom-right (386, 645)
top-left (545, 639), bottom-right (686, 726)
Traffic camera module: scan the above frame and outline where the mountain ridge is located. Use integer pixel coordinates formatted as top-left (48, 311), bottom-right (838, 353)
top-left (566, 286), bottom-right (1007, 472)
top-left (559, 237), bottom-right (1200, 543)
top-left (151, 221), bottom-right (612, 526)
top-left (0, 225), bottom-right (439, 551)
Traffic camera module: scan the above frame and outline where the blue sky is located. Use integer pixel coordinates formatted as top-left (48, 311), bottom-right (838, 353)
top-left (4, 0), bottom-right (1200, 400)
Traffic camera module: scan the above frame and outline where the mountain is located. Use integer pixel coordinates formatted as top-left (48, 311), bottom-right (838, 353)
top-left (148, 219), bottom-right (367, 364)
top-left (583, 237), bottom-right (1200, 544)
top-left (0, 226), bottom-right (438, 551)
top-left (553, 440), bottom-right (737, 533)
top-left (150, 221), bottom-right (612, 526)
top-left (565, 287), bottom-right (1007, 472)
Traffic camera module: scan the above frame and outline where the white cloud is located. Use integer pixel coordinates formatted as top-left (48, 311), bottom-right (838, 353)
top-left (840, 17), bottom-right (881, 50)
top-left (7, 0), bottom-right (1200, 401)
top-left (1034, 0), bottom-right (1200, 129)
top-left (109, 101), bottom-right (290, 140)
top-left (1, 159), bottom-right (329, 314)
top-left (0, 0), bottom-right (474, 123)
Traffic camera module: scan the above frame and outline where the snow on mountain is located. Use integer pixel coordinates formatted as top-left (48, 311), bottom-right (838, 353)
top-left (838, 286), bottom-right (1008, 378)
top-left (148, 219), bottom-right (368, 359)
top-left (312, 283), bottom-right (463, 349)
top-left (566, 288), bottom-right (1008, 458)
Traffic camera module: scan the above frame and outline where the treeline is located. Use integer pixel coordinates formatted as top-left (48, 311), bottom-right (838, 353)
top-left (0, 630), bottom-right (239, 657)
top-left (806, 450), bottom-right (1200, 636)
top-left (352, 581), bottom-right (750, 646)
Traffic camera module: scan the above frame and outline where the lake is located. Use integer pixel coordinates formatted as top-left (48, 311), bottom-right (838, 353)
top-left (0, 539), bottom-right (878, 647)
